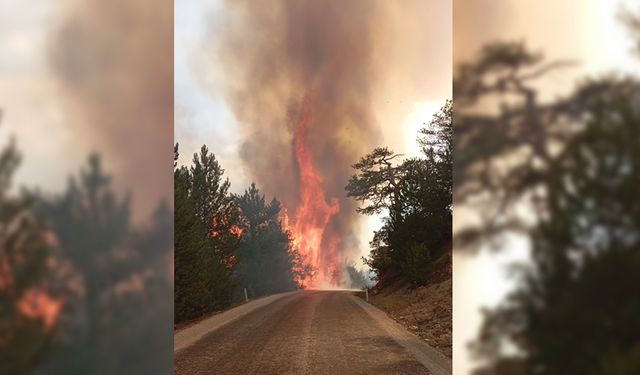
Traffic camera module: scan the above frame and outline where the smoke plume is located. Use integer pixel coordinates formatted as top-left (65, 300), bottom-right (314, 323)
top-left (48, 0), bottom-right (173, 220)
top-left (215, 0), bottom-right (394, 287)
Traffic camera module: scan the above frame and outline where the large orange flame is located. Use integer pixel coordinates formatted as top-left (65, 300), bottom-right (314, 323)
top-left (290, 96), bottom-right (342, 288)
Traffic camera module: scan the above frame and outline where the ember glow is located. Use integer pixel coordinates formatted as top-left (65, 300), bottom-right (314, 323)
top-left (291, 96), bottom-right (340, 288)
top-left (18, 289), bottom-right (63, 331)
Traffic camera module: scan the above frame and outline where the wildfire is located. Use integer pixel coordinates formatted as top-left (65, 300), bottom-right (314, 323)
top-left (210, 216), bottom-right (242, 269)
top-left (290, 96), bottom-right (342, 288)
top-left (18, 289), bottom-right (63, 331)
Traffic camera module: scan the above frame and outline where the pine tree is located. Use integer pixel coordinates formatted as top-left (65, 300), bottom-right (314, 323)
top-left (235, 183), bottom-right (300, 296)
top-left (0, 134), bottom-right (54, 374)
top-left (35, 154), bottom-right (172, 374)
top-left (189, 145), bottom-right (240, 283)
top-left (473, 79), bottom-right (640, 374)
top-left (347, 101), bottom-right (452, 286)
top-left (173, 144), bottom-right (240, 323)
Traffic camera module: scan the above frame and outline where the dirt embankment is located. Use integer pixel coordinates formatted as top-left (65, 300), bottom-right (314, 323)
top-left (362, 250), bottom-right (452, 358)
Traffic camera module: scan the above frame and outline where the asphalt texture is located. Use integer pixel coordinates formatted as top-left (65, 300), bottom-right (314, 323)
top-left (174, 290), bottom-right (439, 375)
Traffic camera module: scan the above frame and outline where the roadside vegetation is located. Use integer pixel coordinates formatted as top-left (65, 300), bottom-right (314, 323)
top-left (346, 100), bottom-right (452, 288)
top-left (173, 145), bottom-right (308, 324)
top-left (346, 100), bottom-right (453, 358)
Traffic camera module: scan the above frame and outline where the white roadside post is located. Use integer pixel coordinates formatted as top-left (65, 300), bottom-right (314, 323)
top-left (244, 287), bottom-right (249, 303)
top-left (365, 288), bottom-right (369, 302)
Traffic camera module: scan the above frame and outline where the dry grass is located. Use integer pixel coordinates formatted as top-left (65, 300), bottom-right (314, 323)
top-left (359, 251), bottom-right (452, 358)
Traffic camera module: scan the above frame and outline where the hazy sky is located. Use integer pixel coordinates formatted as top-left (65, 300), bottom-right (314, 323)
top-left (175, 0), bottom-right (452, 178)
top-left (175, 0), bottom-right (247, 185)
top-left (0, 0), bottom-right (85, 193)
top-left (1, 0), bottom-right (173, 220)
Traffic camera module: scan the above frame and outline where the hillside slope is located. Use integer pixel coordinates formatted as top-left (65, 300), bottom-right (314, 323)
top-left (363, 250), bottom-right (452, 358)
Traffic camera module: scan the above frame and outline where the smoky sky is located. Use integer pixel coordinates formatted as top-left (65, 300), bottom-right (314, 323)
top-left (214, 0), bottom-right (391, 261)
top-left (48, 0), bottom-right (173, 220)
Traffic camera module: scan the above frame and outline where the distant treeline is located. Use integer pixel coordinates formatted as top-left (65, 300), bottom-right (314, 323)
top-left (346, 100), bottom-right (452, 287)
top-left (174, 145), bottom-right (308, 323)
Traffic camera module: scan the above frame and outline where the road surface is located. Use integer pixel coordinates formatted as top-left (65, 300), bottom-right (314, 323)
top-left (174, 290), bottom-right (450, 375)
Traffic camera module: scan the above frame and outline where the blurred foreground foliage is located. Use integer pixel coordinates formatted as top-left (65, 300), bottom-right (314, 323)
top-left (0, 134), bottom-right (52, 374)
top-left (0, 124), bottom-right (172, 374)
top-left (457, 22), bottom-right (640, 375)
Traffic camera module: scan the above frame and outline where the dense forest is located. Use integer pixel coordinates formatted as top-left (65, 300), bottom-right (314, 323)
top-left (346, 100), bottom-right (452, 287)
top-left (0, 133), bottom-right (172, 374)
top-left (174, 145), bottom-right (307, 323)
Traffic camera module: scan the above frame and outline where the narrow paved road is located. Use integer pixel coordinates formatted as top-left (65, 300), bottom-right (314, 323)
top-left (174, 291), bottom-right (442, 375)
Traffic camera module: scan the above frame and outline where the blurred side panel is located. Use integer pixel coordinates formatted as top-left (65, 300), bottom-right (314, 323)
top-left (0, 0), bottom-right (173, 373)
top-left (454, 1), bottom-right (640, 374)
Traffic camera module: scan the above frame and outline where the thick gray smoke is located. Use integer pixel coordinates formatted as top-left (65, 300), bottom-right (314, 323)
top-left (214, 0), bottom-right (386, 278)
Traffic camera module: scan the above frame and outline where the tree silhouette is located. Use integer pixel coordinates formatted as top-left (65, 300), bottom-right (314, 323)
top-left (174, 144), bottom-right (239, 322)
top-left (347, 101), bottom-right (452, 286)
top-left (234, 183), bottom-right (303, 295)
top-left (458, 35), bottom-right (640, 373)
top-left (0, 131), bottom-right (55, 374)
top-left (34, 154), bottom-right (172, 374)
